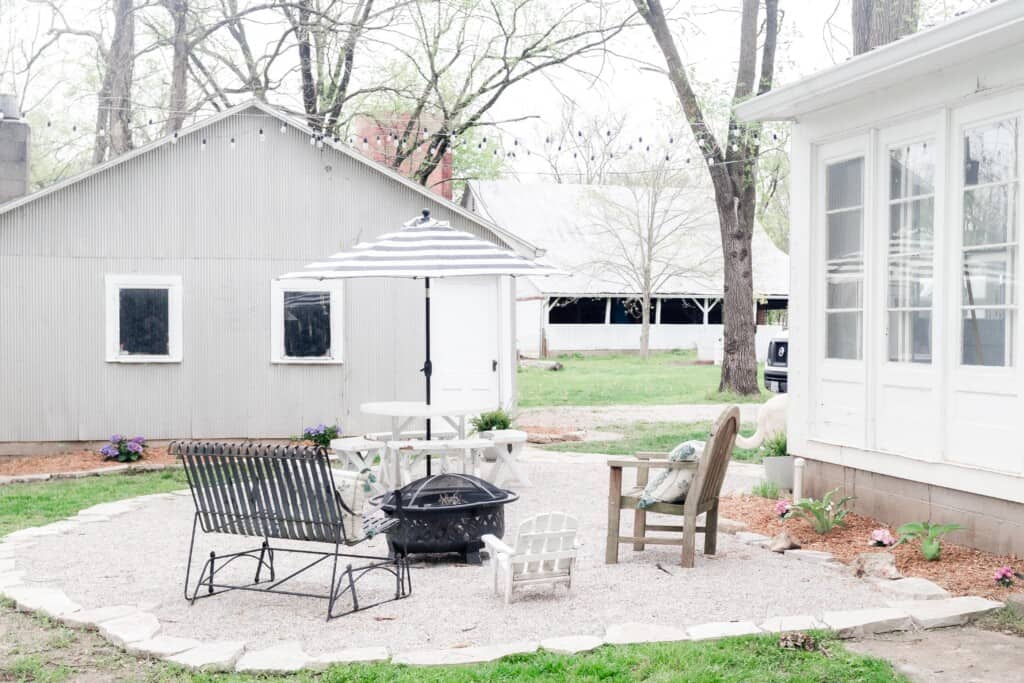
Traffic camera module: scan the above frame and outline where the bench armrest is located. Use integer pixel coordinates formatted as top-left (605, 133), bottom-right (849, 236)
top-left (607, 459), bottom-right (698, 470)
top-left (481, 534), bottom-right (514, 556)
top-left (635, 451), bottom-right (671, 459)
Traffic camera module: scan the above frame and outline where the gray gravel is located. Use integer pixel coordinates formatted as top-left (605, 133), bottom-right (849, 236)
top-left (17, 451), bottom-right (888, 656)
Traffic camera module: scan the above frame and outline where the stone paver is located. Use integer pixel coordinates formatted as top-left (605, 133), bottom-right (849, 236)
top-left (0, 571), bottom-right (25, 591)
top-left (127, 636), bottom-right (202, 658)
top-left (821, 607), bottom-right (913, 638)
top-left (308, 647), bottom-right (390, 668)
top-left (5, 585), bottom-right (81, 618)
top-left (784, 550), bottom-right (835, 564)
top-left (0, 559), bottom-right (14, 572)
top-left (78, 501), bottom-right (136, 517)
top-left (99, 612), bottom-right (161, 646)
top-left (166, 641), bottom-right (247, 672)
top-left (392, 642), bottom-right (538, 666)
top-left (889, 597), bottom-right (1003, 629)
top-left (869, 577), bottom-right (950, 601)
top-left (687, 621), bottom-right (761, 640)
top-left (0, 545), bottom-right (16, 558)
top-left (605, 623), bottom-right (689, 645)
top-left (61, 605), bottom-right (139, 629)
top-left (540, 635), bottom-right (605, 654)
top-left (235, 641), bottom-right (310, 673)
top-left (735, 532), bottom-right (771, 546)
top-left (759, 615), bottom-right (824, 633)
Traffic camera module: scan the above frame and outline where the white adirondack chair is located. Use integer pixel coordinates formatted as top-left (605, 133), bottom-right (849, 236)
top-left (481, 513), bottom-right (580, 605)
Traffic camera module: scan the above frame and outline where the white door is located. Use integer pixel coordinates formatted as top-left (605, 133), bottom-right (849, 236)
top-left (430, 276), bottom-right (500, 407)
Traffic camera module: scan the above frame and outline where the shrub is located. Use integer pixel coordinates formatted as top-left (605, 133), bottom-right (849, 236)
top-left (870, 528), bottom-right (896, 547)
top-left (763, 431), bottom-right (787, 458)
top-left (751, 480), bottom-right (779, 499)
top-left (471, 409), bottom-right (512, 433)
top-left (994, 566), bottom-right (1016, 588)
top-left (99, 435), bottom-right (146, 463)
top-left (300, 423), bottom-right (341, 449)
top-left (774, 500), bottom-right (791, 517)
top-left (896, 521), bottom-right (963, 561)
top-left (787, 487), bottom-right (854, 534)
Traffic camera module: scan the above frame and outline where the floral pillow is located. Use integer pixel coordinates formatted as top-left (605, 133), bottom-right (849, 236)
top-left (332, 468), bottom-right (370, 541)
top-left (637, 441), bottom-right (702, 509)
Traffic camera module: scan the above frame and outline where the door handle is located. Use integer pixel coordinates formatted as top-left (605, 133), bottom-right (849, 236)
top-left (492, 360), bottom-right (498, 372)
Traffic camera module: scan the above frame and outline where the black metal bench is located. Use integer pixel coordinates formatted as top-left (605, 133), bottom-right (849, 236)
top-left (171, 441), bottom-right (411, 620)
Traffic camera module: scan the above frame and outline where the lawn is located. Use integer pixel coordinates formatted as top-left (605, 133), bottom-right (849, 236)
top-left (518, 350), bottom-right (766, 407)
top-left (541, 420), bottom-right (763, 462)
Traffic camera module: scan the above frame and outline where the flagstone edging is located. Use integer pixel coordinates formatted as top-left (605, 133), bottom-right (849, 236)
top-left (0, 492), bottom-right (1006, 672)
top-left (0, 462), bottom-right (182, 486)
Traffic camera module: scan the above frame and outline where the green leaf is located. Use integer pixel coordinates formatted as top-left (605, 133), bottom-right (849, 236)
top-left (921, 537), bottom-right (942, 561)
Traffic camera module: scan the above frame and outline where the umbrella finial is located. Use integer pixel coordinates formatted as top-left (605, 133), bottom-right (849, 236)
top-left (420, 208), bottom-right (431, 223)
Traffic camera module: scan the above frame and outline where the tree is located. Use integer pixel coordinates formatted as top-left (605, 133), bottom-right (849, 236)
top-left (162, 0), bottom-right (188, 133)
top-left (537, 100), bottom-right (627, 184)
top-left (583, 156), bottom-right (716, 359)
top-left (94, 0), bottom-right (136, 162)
top-left (852, 0), bottom-right (919, 54)
top-left (633, 0), bottom-right (779, 394)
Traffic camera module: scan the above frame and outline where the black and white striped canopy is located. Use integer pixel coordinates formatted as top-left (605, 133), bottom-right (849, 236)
top-left (280, 211), bottom-right (556, 280)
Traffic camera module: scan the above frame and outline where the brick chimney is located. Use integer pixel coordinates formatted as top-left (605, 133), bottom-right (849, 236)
top-left (0, 93), bottom-right (30, 205)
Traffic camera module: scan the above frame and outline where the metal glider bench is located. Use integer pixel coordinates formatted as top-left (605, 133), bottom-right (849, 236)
top-left (172, 441), bottom-right (411, 620)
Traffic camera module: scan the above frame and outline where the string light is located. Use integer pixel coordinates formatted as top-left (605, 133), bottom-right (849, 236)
top-left (279, 123), bottom-right (287, 134)
top-left (200, 137), bottom-right (207, 152)
top-left (171, 131), bottom-right (178, 144)
top-left (229, 137), bottom-right (236, 150)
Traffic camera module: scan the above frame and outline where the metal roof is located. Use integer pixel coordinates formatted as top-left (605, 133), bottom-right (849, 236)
top-left (464, 180), bottom-right (789, 298)
top-left (0, 100), bottom-right (542, 258)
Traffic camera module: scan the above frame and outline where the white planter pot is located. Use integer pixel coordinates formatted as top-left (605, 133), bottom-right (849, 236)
top-left (763, 455), bottom-right (794, 490)
top-left (478, 429), bottom-right (527, 462)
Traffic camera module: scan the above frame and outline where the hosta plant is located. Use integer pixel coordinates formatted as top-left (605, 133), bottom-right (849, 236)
top-left (100, 435), bottom-right (146, 463)
top-left (300, 423), bottom-right (341, 449)
top-left (787, 488), bottom-right (854, 534)
top-left (896, 521), bottom-right (963, 561)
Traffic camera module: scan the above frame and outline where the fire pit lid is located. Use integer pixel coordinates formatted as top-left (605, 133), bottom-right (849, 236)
top-left (378, 473), bottom-right (518, 512)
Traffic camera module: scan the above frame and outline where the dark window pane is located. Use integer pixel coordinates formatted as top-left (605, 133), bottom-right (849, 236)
top-left (756, 298), bottom-right (789, 325)
top-left (660, 298), bottom-right (704, 324)
top-left (962, 309), bottom-right (1013, 366)
top-left (119, 288), bottom-right (169, 356)
top-left (610, 298), bottom-right (653, 325)
top-left (548, 297), bottom-right (606, 324)
top-left (284, 291), bottom-right (331, 357)
top-left (707, 300), bottom-right (723, 324)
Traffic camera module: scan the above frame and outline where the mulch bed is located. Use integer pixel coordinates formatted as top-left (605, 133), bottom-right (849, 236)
top-left (0, 447), bottom-right (176, 477)
top-left (721, 495), bottom-right (1024, 600)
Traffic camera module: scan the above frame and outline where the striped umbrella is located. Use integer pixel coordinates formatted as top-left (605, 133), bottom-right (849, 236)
top-left (280, 210), bottom-right (556, 464)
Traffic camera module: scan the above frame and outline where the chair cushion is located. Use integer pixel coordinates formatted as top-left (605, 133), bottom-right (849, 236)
top-left (637, 441), bottom-right (701, 509)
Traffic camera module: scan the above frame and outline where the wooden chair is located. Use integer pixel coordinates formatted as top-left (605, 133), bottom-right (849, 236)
top-left (605, 406), bottom-right (740, 568)
top-left (482, 512), bottom-right (580, 604)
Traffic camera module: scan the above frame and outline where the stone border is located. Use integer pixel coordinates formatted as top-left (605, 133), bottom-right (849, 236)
top-left (0, 462), bottom-right (181, 486)
top-left (0, 492), bottom-right (1006, 673)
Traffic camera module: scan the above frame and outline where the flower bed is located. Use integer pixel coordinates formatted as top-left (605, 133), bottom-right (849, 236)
top-left (0, 447), bottom-right (176, 477)
top-left (721, 495), bottom-right (1023, 600)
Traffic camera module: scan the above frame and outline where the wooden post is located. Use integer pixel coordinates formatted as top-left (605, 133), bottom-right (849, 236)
top-left (606, 465), bottom-right (622, 564)
top-left (704, 500), bottom-right (719, 556)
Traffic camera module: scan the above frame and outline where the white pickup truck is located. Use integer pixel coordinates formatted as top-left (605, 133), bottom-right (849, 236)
top-left (764, 330), bottom-right (788, 394)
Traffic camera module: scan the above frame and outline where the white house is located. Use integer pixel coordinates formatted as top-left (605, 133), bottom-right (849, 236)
top-left (736, 0), bottom-right (1024, 555)
top-left (462, 180), bottom-right (789, 360)
top-left (0, 99), bottom-right (531, 449)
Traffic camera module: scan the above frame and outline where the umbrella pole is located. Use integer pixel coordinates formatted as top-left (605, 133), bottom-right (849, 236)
top-left (424, 277), bottom-right (432, 476)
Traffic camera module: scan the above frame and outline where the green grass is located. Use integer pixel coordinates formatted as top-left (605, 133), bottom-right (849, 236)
top-left (518, 349), bottom-right (766, 407)
top-left (0, 469), bottom-right (188, 537)
top-left (752, 480), bottom-right (781, 499)
top-left (975, 606), bottom-right (1024, 637)
top-left (540, 420), bottom-right (763, 463)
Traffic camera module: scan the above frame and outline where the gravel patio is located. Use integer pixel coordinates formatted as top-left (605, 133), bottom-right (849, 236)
top-left (12, 448), bottom-right (893, 656)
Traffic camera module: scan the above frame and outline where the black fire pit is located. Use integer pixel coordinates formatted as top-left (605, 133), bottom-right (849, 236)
top-left (376, 473), bottom-right (518, 564)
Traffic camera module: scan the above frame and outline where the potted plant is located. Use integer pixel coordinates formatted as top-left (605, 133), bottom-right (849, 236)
top-left (761, 431), bottom-right (793, 491)
top-left (470, 409), bottom-right (523, 463)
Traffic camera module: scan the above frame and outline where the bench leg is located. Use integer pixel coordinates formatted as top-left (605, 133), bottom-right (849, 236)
top-left (633, 508), bottom-right (647, 551)
top-left (606, 466), bottom-right (622, 564)
top-left (681, 511), bottom-right (697, 568)
top-left (704, 501), bottom-right (719, 556)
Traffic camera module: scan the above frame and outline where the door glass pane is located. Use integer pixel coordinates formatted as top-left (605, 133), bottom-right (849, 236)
top-left (890, 142), bottom-right (935, 199)
top-left (827, 210), bottom-right (864, 261)
top-left (889, 198), bottom-right (934, 253)
top-left (962, 247), bottom-right (1014, 307)
top-left (963, 185), bottom-right (1015, 247)
top-left (827, 312), bottom-right (862, 359)
top-left (119, 288), bottom-right (169, 356)
top-left (284, 291), bottom-right (331, 358)
top-left (962, 309), bottom-right (1014, 366)
top-left (888, 310), bottom-right (932, 363)
top-left (827, 158), bottom-right (864, 210)
top-left (964, 119), bottom-right (1017, 186)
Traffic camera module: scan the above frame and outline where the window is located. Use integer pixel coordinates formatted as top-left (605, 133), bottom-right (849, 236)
top-left (757, 298), bottom-right (789, 326)
top-left (548, 297), bottom-right (606, 324)
top-left (660, 298), bottom-right (704, 324)
top-left (105, 274), bottom-right (183, 363)
top-left (961, 119), bottom-right (1018, 366)
top-left (610, 298), bottom-right (655, 325)
top-left (271, 281), bottom-right (343, 363)
top-left (825, 157), bottom-right (865, 359)
top-left (706, 299), bottom-right (723, 324)
top-left (887, 141), bottom-right (935, 363)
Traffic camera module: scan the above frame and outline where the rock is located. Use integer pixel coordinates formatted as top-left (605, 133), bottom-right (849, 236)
top-left (718, 517), bottom-right (748, 534)
top-left (769, 532), bottom-right (800, 553)
top-left (784, 550), bottom-right (835, 564)
top-left (166, 641), bottom-right (246, 672)
top-left (62, 605), bottom-right (139, 629)
top-left (736, 532), bottom-right (771, 547)
top-left (889, 597), bottom-right (1004, 629)
top-left (127, 636), bottom-right (201, 659)
top-left (604, 622), bottom-right (689, 645)
top-left (759, 615), bottom-right (824, 633)
top-left (868, 577), bottom-right (950, 601)
top-left (0, 571), bottom-right (25, 591)
top-left (687, 621), bottom-right (761, 641)
top-left (235, 641), bottom-right (310, 673)
top-left (5, 586), bottom-right (81, 618)
top-left (852, 552), bottom-right (901, 580)
top-left (0, 559), bottom-right (14, 573)
top-left (98, 612), bottom-right (161, 646)
top-left (392, 642), bottom-right (538, 666)
top-left (821, 607), bottom-right (913, 638)
top-left (520, 359), bottom-right (563, 371)
top-left (308, 647), bottom-right (390, 668)
top-left (540, 635), bottom-right (604, 654)
top-left (1007, 593), bottom-right (1024, 618)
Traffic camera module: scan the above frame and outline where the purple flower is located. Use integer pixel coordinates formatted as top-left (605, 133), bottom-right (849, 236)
top-left (131, 435), bottom-right (145, 444)
top-left (774, 500), bottom-right (791, 518)
top-left (100, 445), bottom-right (115, 457)
top-left (110, 434), bottom-right (124, 443)
top-left (127, 441), bottom-right (143, 454)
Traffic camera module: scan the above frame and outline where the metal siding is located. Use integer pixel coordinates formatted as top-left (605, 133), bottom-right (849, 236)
top-left (0, 108), bottom-right (494, 441)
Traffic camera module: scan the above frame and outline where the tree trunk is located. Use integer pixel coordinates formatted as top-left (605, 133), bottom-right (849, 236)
top-left (164, 0), bottom-right (188, 134)
top-left (716, 187), bottom-right (758, 393)
top-left (106, 0), bottom-right (135, 157)
top-left (852, 0), bottom-right (920, 55)
top-left (639, 293), bottom-right (651, 361)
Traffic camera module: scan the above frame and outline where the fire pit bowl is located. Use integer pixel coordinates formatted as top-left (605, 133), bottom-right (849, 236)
top-left (375, 473), bottom-right (518, 564)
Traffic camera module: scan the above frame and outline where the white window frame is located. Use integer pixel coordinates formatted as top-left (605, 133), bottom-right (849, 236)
top-left (271, 280), bottom-right (344, 364)
top-left (105, 274), bottom-right (183, 363)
